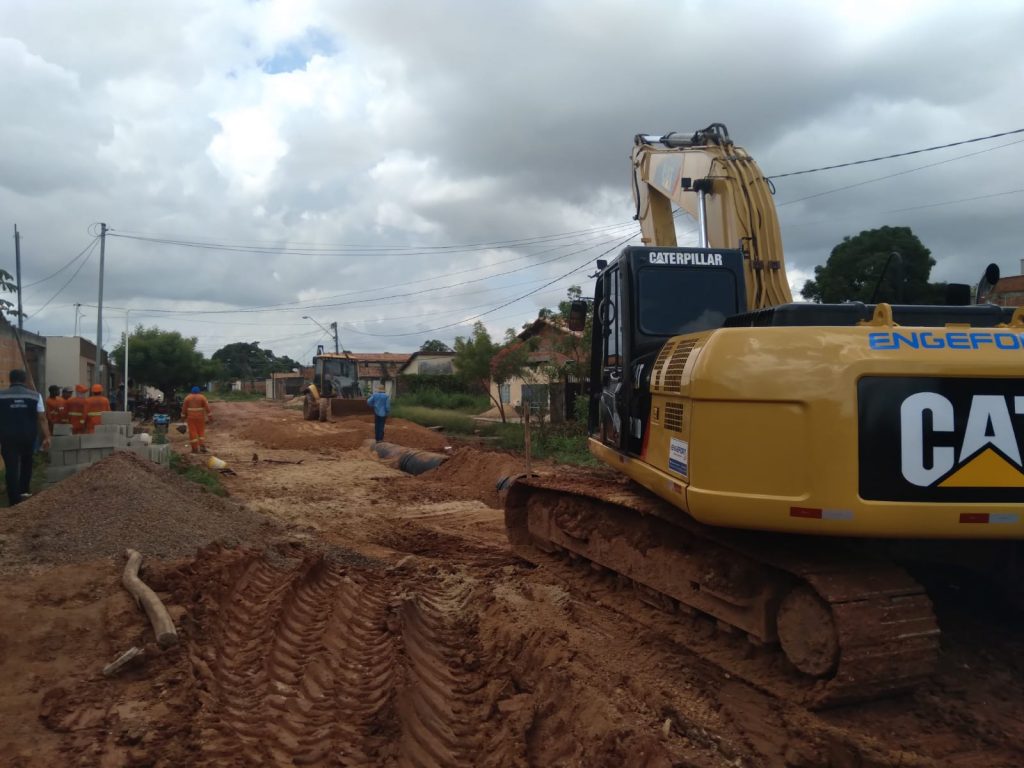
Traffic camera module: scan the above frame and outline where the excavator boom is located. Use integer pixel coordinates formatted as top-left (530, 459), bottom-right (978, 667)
top-left (632, 124), bottom-right (792, 308)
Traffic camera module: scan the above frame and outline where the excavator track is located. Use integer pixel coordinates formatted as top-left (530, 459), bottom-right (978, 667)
top-left (505, 475), bottom-right (940, 709)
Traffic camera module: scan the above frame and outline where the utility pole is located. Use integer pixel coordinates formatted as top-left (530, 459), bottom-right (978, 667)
top-left (303, 316), bottom-right (341, 354)
top-left (13, 225), bottom-right (23, 341)
top-left (95, 223), bottom-right (106, 387)
top-left (74, 303), bottom-right (83, 336)
top-left (124, 310), bottom-right (130, 412)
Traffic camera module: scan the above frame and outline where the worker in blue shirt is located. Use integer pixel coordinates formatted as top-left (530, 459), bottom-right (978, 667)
top-left (367, 383), bottom-right (390, 443)
top-left (0, 369), bottom-right (51, 506)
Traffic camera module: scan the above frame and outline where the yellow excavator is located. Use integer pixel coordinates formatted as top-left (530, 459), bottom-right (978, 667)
top-left (505, 124), bottom-right (1024, 706)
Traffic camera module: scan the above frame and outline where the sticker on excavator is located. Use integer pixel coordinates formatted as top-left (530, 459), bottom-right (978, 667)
top-left (668, 438), bottom-right (688, 476)
top-left (859, 376), bottom-right (1024, 502)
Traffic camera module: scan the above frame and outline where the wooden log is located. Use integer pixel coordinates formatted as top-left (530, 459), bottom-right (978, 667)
top-left (122, 549), bottom-right (178, 648)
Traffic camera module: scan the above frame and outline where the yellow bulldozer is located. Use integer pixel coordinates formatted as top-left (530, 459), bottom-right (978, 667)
top-left (505, 124), bottom-right (1024, 706)
top-left (302, 350), bottom-right (367, 421)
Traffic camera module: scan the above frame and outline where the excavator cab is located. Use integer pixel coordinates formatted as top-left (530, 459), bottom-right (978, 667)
top-left (587, 245), bottom-right (746, 455)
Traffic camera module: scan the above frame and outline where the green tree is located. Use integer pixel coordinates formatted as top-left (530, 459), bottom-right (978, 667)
top-left (110, 326), bottom-right (210, 400)
top-left (453, 321), bottom-right (531, 423)
top-left (529, 286), bottom-right (593, 423)
top-left (801, 226), bottom-right (944, 304)
top-left (0, 269), bottom-right (20, 320)
top-left (211, 341), bottom-right (300, 380)
top-left (419, 339), bottom-right (452, 354)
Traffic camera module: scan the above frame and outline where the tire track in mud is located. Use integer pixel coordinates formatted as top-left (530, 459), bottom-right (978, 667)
top-left (182, 548), bottom-right (508, 767)
top-left (393, 579), bottom-right (509, 767)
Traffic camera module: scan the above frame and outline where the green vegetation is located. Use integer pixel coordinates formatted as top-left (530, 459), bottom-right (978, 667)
top-left (452, 321), bottom-right (533, 423)
top-left (490, 422), bottom-right (600, 466)
top-left (211, 341), bottom-right (300, 380)
top-left (396, 388), bottom-right (490, 413)
top-left (393, 404), bottom-right (598, 467)
top-left (801, 225), bottom-right (945, 304)
top-left (169, 452), bottom-right (228, 496)
top-left (391, 405), bottom-right (477, 433)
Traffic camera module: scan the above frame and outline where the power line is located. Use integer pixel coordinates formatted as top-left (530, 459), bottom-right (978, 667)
top-left (346, 230), bottom-right (638, 337)
top-left (97, 229), bottom-right (634, 318)
top-left (888, 187), bottom-right (1024, 214)
top-left (768, 127), bottom-right (1024, 179)
top-left (107, 221), bottom-right (637, 257)
top-left (26, 238), bottom-right (99, 320)
top-left (22, 237), bottom-right (99, 290)
top-left (158, 221), bottom-right (637, 315)
top-left (777, 137), bottom-right (1024, 207)
top-left (343, 281), bottom-right (578, 329)
top-left (108, 218), bottom-right (637, 254)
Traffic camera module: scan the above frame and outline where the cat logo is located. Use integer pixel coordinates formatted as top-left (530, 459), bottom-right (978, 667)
top-left (901, 393), bottom-right (1024, 488)
top-left (858, 377), bottom-right (1024, 503)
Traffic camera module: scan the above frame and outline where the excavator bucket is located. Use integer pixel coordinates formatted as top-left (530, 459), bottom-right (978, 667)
top-left (330, 398), bottom-right (368, 418)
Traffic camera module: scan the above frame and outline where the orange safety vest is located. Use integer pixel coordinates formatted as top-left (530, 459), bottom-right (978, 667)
top-left (45, 396), bottom-right (65, 426)
top-left (84, 394), bottom-right (110, 433)
top-left (65, 397), bottom-right (87, 434)
top-left (181, 393), bottom-right (211, 421)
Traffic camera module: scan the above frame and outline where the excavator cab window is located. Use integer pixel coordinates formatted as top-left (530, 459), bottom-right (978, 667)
top-left (637, 268), bottom-right (739, 335)
top-left (597, 266), bottom-right (625, 446)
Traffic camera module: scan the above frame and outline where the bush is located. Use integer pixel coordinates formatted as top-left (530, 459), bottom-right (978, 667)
top-left (397, 374), bottom-right (475, 396)
top-left (398, 388), bottom-right (490, 413)
top-left (390, 405), bottom-right (478, 434)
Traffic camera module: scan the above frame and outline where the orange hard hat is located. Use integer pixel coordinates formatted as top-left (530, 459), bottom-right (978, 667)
top-left (75, 384), bottom-right (88, 393)
top-left (90, 384), bottom-right (103, 394)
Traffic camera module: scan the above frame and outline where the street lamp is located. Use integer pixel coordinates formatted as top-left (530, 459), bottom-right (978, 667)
top-left (302, 316), bottom-right (340, 354)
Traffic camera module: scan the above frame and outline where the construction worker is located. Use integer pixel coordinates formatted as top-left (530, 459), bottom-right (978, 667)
top-left (84, 383), bottom-right (110, 434)
top-left (44, 385), bottom-right (64, 432)
top-left (181, 386), bottom-right (212, 453)
top-left (367, 383), bottom-right (390, 442)
top-left (65, 384), bottom-right (88, 434)
top-left (59, 387), bottom-right (73, 424)
top-left (0, 369), bottom-right (50, 505)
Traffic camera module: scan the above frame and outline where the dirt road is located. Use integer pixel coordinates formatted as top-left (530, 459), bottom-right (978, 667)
top-left (1, 400), bottom-right (1022, 767)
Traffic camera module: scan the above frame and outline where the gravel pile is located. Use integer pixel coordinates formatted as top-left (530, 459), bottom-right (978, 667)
top-left (0, 452), bottom-right (280, 565)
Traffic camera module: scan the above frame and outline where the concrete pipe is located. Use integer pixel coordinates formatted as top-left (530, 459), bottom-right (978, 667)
top-left (371, 441), bottom-right (448, 476)
top-left (397, 449), bottom-right (447, 476)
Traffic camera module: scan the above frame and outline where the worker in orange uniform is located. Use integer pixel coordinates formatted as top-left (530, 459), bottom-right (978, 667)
top-left (84, 383), bottom-right (110, 433)
top-left (44, 385), bottom-right (65, 432)
top-left (181, 386), bottom-right (212, 453)
top-left (59, 387), bottom-right (73, 423)
top-left (65, 384), bottom-right (88, 434)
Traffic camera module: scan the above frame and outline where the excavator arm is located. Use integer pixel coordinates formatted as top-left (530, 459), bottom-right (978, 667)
top-left (632, 123), bottom-right (792, 309)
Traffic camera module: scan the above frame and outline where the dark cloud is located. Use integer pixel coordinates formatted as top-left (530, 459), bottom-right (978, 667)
top-left (2, 0), bottom-right (1022, 362)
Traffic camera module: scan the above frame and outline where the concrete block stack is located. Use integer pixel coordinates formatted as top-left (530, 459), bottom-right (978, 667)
top-left (45, 411), bottom-right (172, 486)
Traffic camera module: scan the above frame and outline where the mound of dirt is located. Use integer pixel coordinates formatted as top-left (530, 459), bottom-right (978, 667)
top-left (236, 414), bottom-right (449, 453)
top-left (422, 447), bottom-right (527, 508)
top-left (0, 452), bottom-right (279, 566)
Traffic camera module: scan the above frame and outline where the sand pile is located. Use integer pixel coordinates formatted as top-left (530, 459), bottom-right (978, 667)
top-left (0, 452), bottom-right (279, 565)
top-left (423, 447), bottom-right (526, 508)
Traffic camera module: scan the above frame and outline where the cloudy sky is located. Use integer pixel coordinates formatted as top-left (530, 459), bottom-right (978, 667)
top-left (2, 0), bottom-right (1023, 364)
